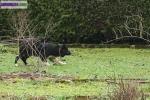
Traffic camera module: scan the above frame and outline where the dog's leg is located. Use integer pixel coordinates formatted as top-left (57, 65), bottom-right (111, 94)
top-left (44, 61), bottom-right (50, 66)
top-left (54, 57), bottom-right (67, 65)
top-left (58, 57), bottom-right (67, 64)
top-left (20, 57), bottom-right (28, 65)
top-left (15, 55), bottom-right (20, 66)
top-left (40, 56), bottom-right (50, 66)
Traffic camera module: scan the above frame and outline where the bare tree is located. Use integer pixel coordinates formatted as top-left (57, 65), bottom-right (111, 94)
top-left (105, 13), bottom-right (150, 44)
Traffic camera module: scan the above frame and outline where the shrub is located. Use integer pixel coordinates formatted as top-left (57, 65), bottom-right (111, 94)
top-left (108, 80), bottom-right (144, 100)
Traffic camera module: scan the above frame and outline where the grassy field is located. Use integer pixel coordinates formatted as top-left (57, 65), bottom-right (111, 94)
top-left (0, 44), bottom-right (150, 99)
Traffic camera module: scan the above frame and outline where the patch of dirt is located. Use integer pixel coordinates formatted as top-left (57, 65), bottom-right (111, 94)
top-left (0, 72), bottom-right (149, 84)
top-left (0, 95), bottom-right (98, 100)
top-left (0, 72), bottom-right (75, 83)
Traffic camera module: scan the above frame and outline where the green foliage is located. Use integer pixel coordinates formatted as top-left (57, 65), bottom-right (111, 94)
top-left (0, 45), bottom-right (7, 53)
top-left (1, 0), bottom-right (150, 43)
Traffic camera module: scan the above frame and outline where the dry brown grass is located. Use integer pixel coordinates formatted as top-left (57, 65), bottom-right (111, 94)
top-left (108, 79), bottom-right (145, 100)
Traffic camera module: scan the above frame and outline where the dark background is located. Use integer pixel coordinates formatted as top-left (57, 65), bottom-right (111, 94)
top-left (1, 0), bottom-right (150, 44)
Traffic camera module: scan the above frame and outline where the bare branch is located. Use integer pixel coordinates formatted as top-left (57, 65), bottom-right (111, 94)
top-left (103, 36), bottom-right (150, 44)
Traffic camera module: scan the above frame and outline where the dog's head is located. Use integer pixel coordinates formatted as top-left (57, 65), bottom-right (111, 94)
top-left (59, 44), bottom-right (71, 57)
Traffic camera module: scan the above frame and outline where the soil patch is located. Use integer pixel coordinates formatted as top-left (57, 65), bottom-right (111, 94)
top-left (0, 72), bottom-right (149, 84)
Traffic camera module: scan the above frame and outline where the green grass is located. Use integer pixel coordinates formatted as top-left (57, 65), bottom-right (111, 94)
top-left (0, 79), bottom-right (106, 96)
top-left (0, 44), bottom-right (150, 99)
top-left (1, 47), bottom-right (150, 79)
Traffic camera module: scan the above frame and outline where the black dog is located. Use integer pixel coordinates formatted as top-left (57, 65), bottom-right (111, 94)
top-left (15, 38), bottom-right (71, 66)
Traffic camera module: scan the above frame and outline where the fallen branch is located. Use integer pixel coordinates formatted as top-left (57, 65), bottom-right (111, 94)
top-left (103, 36), bottom-right (150, 44)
